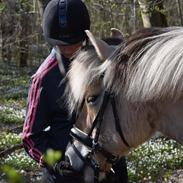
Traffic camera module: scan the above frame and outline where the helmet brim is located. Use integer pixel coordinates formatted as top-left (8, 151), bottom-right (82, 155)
top-left (45, 35), bottom-right (85, 46)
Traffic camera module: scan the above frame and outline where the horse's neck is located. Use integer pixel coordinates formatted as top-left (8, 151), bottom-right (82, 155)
top-left (155, 98), bottom-right (183, 144)
top-left (118, 96), bottom-right (183, 148)
top-left (118, 97), bottom-right (156, 148)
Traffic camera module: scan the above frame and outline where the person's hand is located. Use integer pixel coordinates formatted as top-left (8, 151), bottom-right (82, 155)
top-left (53, 158), bottom-right (73, 176)
top-left (52, 158), bottom-right (84, 183)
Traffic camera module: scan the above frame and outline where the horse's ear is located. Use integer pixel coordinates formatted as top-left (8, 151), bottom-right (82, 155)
top-left (85, 30), bottom-right (115, 61)
top-left (110, 28), bottom-right (124, 40)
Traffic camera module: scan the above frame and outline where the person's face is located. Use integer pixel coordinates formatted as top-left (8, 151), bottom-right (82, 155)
top-left (58, 42), bottom-right (83, 59)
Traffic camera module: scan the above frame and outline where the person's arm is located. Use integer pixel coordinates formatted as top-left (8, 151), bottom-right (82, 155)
top-left (22, 76), bottom-right (51, 167)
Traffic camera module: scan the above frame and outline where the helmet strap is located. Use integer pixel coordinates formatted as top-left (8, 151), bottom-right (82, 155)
top-left (55, 46), bottom-right (66, 75)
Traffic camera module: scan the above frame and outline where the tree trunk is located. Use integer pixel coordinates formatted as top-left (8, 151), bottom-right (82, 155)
top-left (1, 0), bottom-right (16, 63)
top-left (138, 0), bottom-right (168, 28)
top-left (176, 0), bottom-right (183, 26)
top-left (18, 13), bottom-right (29, 67)
top-left (37, 0), bottom-right (51, 15)
top-left (17, 1), bottom-right (32, 67)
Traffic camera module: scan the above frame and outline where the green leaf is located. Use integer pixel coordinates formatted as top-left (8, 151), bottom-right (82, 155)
top-left (2, 165), bottom-right (24, 183)
top-left (43, 149), bottom-right (62, 166)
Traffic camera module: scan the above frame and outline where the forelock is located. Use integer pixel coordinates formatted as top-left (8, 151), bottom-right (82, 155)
top-left (66, 47), bottom-right (101, 114)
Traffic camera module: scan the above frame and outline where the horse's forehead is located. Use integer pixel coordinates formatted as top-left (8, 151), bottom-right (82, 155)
top-left (85, 78), bottom-right (103, 96)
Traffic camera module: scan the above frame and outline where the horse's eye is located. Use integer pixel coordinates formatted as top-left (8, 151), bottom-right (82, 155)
top-left (87, 95), bottom-right (99, 104)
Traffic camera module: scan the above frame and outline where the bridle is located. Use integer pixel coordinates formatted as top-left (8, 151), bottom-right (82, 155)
top-left (69, 91), bottom-right (130, 182)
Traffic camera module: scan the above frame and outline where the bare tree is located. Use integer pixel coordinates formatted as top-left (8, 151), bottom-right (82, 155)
top-left (138, 0), bottom-right (168, 27)
top-left (1, 0), bottom-right (16, 62)
top-left (37, 0), bottom-right (51, 16)
top-left (176, 0), bottom-right (183, 26)
top-left (1, 0), bottom-right (182, 67)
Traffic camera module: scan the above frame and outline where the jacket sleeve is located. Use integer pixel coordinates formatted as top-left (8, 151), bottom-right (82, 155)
top-left (22, 76), bottom-right (51, 167)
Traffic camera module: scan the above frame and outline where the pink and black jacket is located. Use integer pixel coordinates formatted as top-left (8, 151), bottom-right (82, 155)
top-left (22, 49), bottom-right (75, 166)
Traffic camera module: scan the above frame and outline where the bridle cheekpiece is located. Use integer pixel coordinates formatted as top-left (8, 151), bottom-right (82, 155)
top-left (70, 91), bottom-right (130, 182)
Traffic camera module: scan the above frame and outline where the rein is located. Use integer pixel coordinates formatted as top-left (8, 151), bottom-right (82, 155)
top-left (69, 91), bottom-right (130, 182)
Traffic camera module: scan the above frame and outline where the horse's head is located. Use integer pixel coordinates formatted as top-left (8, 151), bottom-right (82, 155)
top-left (60, 26), bottom-right (183, 182)
top-left (64, 29), bottom-right (129, 182)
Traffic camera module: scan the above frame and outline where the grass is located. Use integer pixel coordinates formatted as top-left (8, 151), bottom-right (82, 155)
top-left (0, 63), bottom-right (183, 182)
top-left (0, 108), bottom-right (24, 125)
top-left (1, 151), bottom-right (37, 171)
top-left (0, 63), bottom-right (39, 182)
top-left (1, 90), bottom-right (28, 101)
top-left (0, 132), bottom-right (21, 150)
top-left (127, 137), bottom-right (183, 182)
top-left (0, 98), bottom-right (26, 109)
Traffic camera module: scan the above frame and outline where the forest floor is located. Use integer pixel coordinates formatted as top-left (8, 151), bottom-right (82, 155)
top-left (0, 62), bottom-right (183, 183)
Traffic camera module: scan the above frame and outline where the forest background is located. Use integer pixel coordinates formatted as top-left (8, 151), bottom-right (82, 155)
top-left (0, 0), bottom-right (183, 182)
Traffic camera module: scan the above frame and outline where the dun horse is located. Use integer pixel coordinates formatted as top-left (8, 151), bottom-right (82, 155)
top-left (64, 27), bottom-right (183, 183)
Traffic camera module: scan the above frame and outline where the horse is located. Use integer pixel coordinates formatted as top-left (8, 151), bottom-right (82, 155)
top-left (64, 27), bottom-right (183, 183)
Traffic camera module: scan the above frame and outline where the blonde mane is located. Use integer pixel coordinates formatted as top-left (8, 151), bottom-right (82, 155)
top-left (66, 27), bottom-right (183, 114)
top-left (66, 46), bottom-right (101, 114)
top-left (108, 27), bottom-right (183, 102)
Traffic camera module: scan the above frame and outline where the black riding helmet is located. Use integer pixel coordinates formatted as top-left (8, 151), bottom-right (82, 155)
top-left (42, 0), bottom-right (90, 45)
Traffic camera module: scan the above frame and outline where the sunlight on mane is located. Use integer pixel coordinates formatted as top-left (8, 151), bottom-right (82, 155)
top-left (66, 47), bottom-right (101, 114)
top-left (66, 27), bottom-right (183, 114)
top-left (103, 27), bottom-right (183, 102)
